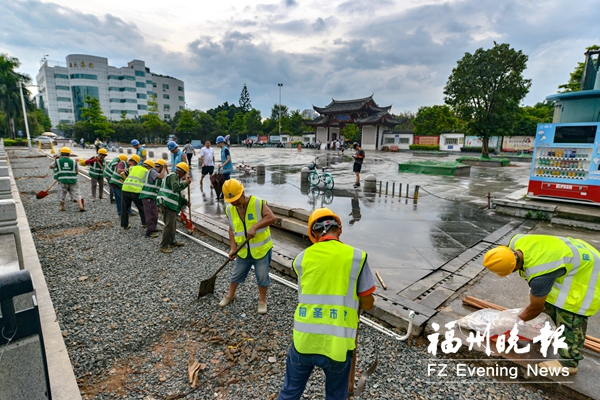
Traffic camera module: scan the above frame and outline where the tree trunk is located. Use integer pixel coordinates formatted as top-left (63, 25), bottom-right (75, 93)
top-left (481, 136), bottom-right (490, 159)
top-left (9, 117), bottom-right (15, 139)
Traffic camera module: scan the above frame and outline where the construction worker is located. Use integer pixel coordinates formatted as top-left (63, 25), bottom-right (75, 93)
top-left (483, 234), bottom-right (600, 375)
top-left (103, 154), bottom-right (120, 204)
top-left (216, 135), bottom-right (234, 181)
top-left (156, 162), bottom-right (191, 253)
top-left (278, 208), bottom-right (375, 399)
top-left (52, 147), bottom-right (85, 212)
top-left (120, 154), bottom-right (146, 230)
top-left (131, 139), bottom-right (146, 164)
top-left (85, 148), bottom-right (107, 201)
top-left (139, 159), bottom-right (167, 238)
top-left (168, 141), bottom-right (184, 170)
top-left (219, 179), bottom-right (276, 314)
top-left (109, 154), bottom-right (129, 217)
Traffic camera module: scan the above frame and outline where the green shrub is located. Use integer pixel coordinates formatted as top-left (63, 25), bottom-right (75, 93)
top-left (460, 146), bottom-right (496, 153)
top-left (291, 141), bottom-right (303, 146)
top-left (409, 144), bottom-right (439, 151)
top-left (457, 156), bottom-right (510, 166)
top-left (3, 138), bottom-right (28, 146)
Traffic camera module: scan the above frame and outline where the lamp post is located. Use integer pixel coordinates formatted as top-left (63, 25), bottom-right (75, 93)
top-left (17, 81), bottom-right (33, 153)
top-left (278, 83), bottom-right (283, 136)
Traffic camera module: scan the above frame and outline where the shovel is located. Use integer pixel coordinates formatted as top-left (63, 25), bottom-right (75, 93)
top-left (36, 181), bottom-right (57, 199)
top-left (197, 238), bottom-right (250, 299)
top-left (186, 184), bottom-right (194, 232)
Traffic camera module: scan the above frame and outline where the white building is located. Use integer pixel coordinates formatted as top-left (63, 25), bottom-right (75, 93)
top-left (35, 54), bottom-right (185, 128)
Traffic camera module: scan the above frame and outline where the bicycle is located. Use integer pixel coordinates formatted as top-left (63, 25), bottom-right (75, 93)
top-left (307, 156), bottom-right (334, 190)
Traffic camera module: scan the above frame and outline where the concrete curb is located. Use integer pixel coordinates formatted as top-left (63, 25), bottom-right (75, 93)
top-left (8, 152), bottom-right (82, 399)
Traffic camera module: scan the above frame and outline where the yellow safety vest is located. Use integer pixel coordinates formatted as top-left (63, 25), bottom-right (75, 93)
top-left (225, 196), bottom-right (272, 259)
top-left (510, 234), bottom-right (600, 317)
top-left (122, 165), bottom-right (148, 194)
top-left (292, 239), bottom-right (366, 362)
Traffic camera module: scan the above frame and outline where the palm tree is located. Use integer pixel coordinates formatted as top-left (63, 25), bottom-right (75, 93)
top-left (0, 54), bottom-right (32, 138)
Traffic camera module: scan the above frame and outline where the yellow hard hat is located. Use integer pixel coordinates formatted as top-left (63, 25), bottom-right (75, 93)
top-left (176, 162), bottom-right (189, 174)
top-left (155, 159), bottom-right (167, 166)
top-left (483, 246), bottom-right (517, 277)
top-left (60, 147), bottom-right (71, 155)
top-left (307, 208), bottom-right (342, 243)
top-left (130, 154), bottom-right (141, 164)
top-left (98, 148), bottom-right (108, 155)
top-left (78, 158), bottom-right (86, 166)
top-left (143, 159), bottom-right (155, 168)
top-left (118, 154), bottom-right (128, 162)
top-left (222, 179), bottom-right (244, 203)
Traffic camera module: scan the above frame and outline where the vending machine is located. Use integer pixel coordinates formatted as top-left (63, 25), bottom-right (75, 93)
top-left (528, 122), bottom-right (600, 204)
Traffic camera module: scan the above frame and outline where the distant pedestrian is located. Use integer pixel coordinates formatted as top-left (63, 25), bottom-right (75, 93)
top-left (80, 137), bottom-right (85, 149)
top-left (199, 140), bottom-right (215, 189)
top-left (94, 138), bottom-right (101, 153)
top-left (85, 148), bottom-right (108, 201)
top-left (69, 139), bottom-right (73, 147)
top-left (352, 142), bottom-right (365, 188)
top-left (183, 139), bottom-right (196, 166)
top-left (216, 136), bottom-right (233, 183)
top-left (52, 147), bottom-right (85, 212)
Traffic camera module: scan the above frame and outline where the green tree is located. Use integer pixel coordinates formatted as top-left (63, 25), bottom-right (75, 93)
top-left (142, 95), bottom-right (171, 140)
top-left (176, 109), bottom-right (196, 136)
top-left (28, 108), bottom-right (52, 135)
top-left (341, 123), bottom-right (361, 143)
top-left (513, 102), bottom-right (554, 136)
top-left (230, 112), bottom-right (246, 142)
top-left (244, 109), bottom-right (262, 136)
top-left (270, 103), bottom-right (289, 120)
top-left (444, 43), bottom-right (531, 157)
top-left (56, 122), bottom-right (74, 137)
top-left (239, 84), bottom-right (252, 112)
top-left (287, 109), bottom-right (304, 136)
top-left (215, 110), bottom-right (230, 135)
top-left (558, 45), bottom-right (599, 93)
top-left (0, 54), bottom-right (32, 138)
top-left (80, 96), bottom-right (114, 140)
top-left (392, 110), bottom-right (416, 130)
top-left (413, 105), bottom-right (461, 136)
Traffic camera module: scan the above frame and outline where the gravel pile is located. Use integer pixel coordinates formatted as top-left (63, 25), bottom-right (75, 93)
top-left (11, 151), bottom-right (556, 399)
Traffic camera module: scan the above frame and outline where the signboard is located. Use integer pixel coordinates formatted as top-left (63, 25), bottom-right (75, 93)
top-left (18, 130), bottom-right (23, 137)
top-left (258, 135), bottom-right (268, 142)
top-left (464, 136), bottom-right (499, 148)
top-left (502, 136), bottom-right (534, 152)
top-left (269, 135), bottom-right (281, 143)
top-left (191, 140), bottom-right (203, 149)
top-left (414, 136), bottom-right (439, 145)
top-left (336, 114), bottom-right (351, 121)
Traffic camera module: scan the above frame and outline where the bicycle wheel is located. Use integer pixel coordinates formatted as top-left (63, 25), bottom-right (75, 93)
top-left (307, 171), bottom-right (320, 186)
top-left (323, 173), bottom-right (334, 190)
top-left (307, 186), bottom-right (320, 202)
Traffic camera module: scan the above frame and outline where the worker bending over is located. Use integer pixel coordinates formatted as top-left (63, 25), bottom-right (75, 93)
top-left (484, 234), bottom-right (600, 375)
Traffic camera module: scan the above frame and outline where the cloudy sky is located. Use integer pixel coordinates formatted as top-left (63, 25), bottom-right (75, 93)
top-left (1, 0), bottom-right (598, 119)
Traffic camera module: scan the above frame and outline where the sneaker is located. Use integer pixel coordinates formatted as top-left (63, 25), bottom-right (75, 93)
top-left (169, 241), bottom-right (185, 247)
top-left (154, 228), bottom-right (163, 232)
top-left (258, 301), bottom-right (267, 314)
top-left (79, 208), bottom-right (86, 212)
top-left (142, 225), bottom-right (147, 229)
top-left (159, 247), bottom-right (173, 254)
top-left (353, 183), bottom-right (360, 188)
top-left (92, 198), bottom-right (96, 202)
top-left (538, 360), bottom-right (578, 375)
top-left (219, 295), bottom-right (236, 307)
top-left (123, 224), bottom-right (131, 230)
top-left (110, 199), bottom-right (115, 204)
top-left (60, 208), bottom-right (66, 212)
top-left (146, 232), bottom-right (159, 238)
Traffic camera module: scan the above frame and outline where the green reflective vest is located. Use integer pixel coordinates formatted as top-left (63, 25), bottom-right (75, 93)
top-left (139, 171), bottom-right (161, 201)
top-left (225, 196), bottom-right (272, 259)
top-left (292, 239), bottom-right (366, 362)
top-left (157, 172), bottom-right (184, 212)
top-left (55, 157), bottom-right (77, 184)
top-left (510, 234), bottom-right (600, 316)
top-left (89, 158), bottom-right (103, 179)
top-left (103, 157), bottom-right (119, 179)
top-left (122, 165), bottom-right (148, 194)
top-left (109, 162), bottom-right (127, 189)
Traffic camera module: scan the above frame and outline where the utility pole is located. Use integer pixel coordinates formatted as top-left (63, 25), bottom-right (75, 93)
top-left (278, 83), bottom-right (283, 136)
top-left (17, 81), bottom-right (32, 153)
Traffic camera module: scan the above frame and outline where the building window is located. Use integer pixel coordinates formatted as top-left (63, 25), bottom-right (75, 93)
top-left (57, 97), bottom-right (71, 102)
top-left (56, 85), bottom-right (70, 91)
top-left (164, 114), bottom-right (171, 119)
top-left (163, 94), bottom-right (170, 99)
top-left (109, 87), bottom-right (136, 92)
top-left (399, 138), bottom-right (410, 144)
top-left (445, 138), bottom-right (459, 145)
top-left (54, 73), bottom-right (69, 79)
top-left (58, 108), bottom-right (72, 113)
top-left (163, 104), bottom-right (170, 111)
top-left (108, 75), bottom-right (135, 81)
top-left (135, 70), bottom-right (145, 77)
top-left (110, 110), bottom-right (122, 114)
top-left (126, 110), bottom-right (138, 115)
top-left (138, 105), bottom-right (148, 110)
top-left (178, 86), bottom-right (184, 91)
top-left (136, 82), bottom-right (146, 88)
top-left (384, 137), bottom-right (395, 144)
top-left (178, 96), bottom-right (184, 101)
top-left (136, 93), bottom-right (147, 99)
top-left (59, 119), bottom-right (73, 124)
top-left (146, 79), bottom-right (153, 85)
top-left (162, 84), bottom-right (169, 90)
top-left (179, 106), bottom-right (184, 110)
top-left (71, 86), bottom-right (99, 121)
top-left (153, 83), bottom-right (157, 88)
top-left (147, 91), bottom-right (155, 96)
top-left (109, 99), bottom-right (137, 103)
top-left (70, 74), bottom-right (98, 80)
